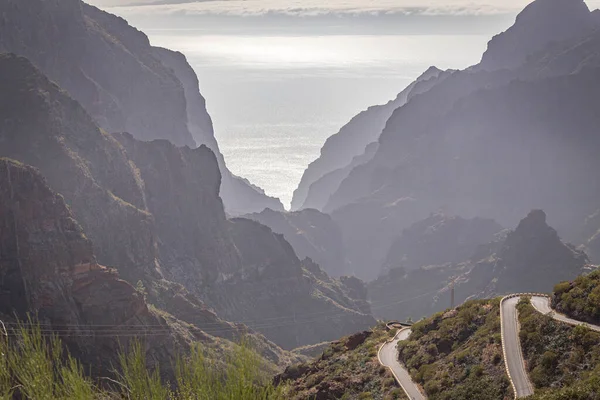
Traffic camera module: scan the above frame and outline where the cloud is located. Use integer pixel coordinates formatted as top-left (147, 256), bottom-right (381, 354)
top-left (92, 0), bottom-right (537, 16)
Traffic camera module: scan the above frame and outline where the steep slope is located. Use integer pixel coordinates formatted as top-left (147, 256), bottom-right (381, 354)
top-left (382, 214), bottom-right (503, 274)
top-left (0, 158), bottom-right (194, 377)
top-left (113, 132), bottom-right (242, 289)
top-left (0, 0), bottom-right (283, 215)
top-left (316, 1), bottom-right (600, 280)
top-left (369, 211), bottom-right (588, 322)
top-left (203, 218), bottom-right (376, 349)
top-left (397, 299), bottom-right (512, 400)
top-left (291, 67), bottom-right (449, 211)
top-left (0, 53), bottom-right (360, 355)
top-left (0, 53), bottom-right (159, 284)
top-left (242, 208), bottom-right (347, 277)
top-left (0, 0), bottom-right (194, 147)
top-left (152, 47), bottom-right (284, 215)
top-left (277, 325), bottom-right (406, 400)
top-left (301, 141), bottom-right (379, 212)
top-left (479, 0), bottom-right (598, 71)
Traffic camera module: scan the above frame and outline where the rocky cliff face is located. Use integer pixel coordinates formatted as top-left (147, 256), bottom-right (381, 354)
top-left (368, 210), bottom-right (588, 321)
top-left (479, 0), bottom-right (598, 71)
top-left (242, 208), bottom-right (347, 277)
top-left (300, 0), bottom-right (600, 282)
top-left (382, 214), bottom-right (503, 274)
top-left (0, 0), bottom-right (283, 215)
top-left (0, 53), bottom-right (370, 355)
top-left (291, 67), bottom-right (449, 211)
top-left (152, 47), bottom-right (284, 215)
top-left (0, 53), bottom-right (159, 284)
top-left (203, 218), bottom-right (375, 349)
top-left (0, 158), bottom-right (195, 377)
top-left (113, 132), bottom-right (242, 289)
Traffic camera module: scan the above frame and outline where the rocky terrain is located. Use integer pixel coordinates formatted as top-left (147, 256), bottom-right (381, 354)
top-left (382, 214), bottom-right (503, 275)
top-left (0, 158), bottom-right (198, 378)
top-left (242, 208), bottom-right (347, 277)
top-left (0, 0), bottom-right (282, 215)
top-left (277, 325), bottom-right (406, 399)
top-left (291, 67), bottom-right (450, 212)
top-left (296, 0), bottom-right (600, 280)
top-left (369, 210), bottom-right (589, 322)
top-left (0, 53), bottom-right (374, 353)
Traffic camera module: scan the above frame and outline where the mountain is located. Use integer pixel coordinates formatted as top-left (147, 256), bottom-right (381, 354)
top-left (382, 213), bottom-right (503, 275)
top-left (277, 325), bottom-right (404, 399)
top-left (0, 53), bottom-right (298, 366)
top-left (242, 208), bottom-right (347, 278)
top-left (205, 218), bottom-right (375, 349)
top-left (369, 210), bottom-right (589, 322)
top-left (479, 0), bottom-right (598, 71)
top-left (0, 157), bottom-right (197, 377)
top-left (291, 66), bottom-right (449, 211)
top-left (0, 53), bottom-right (373, 350)
top-left (295, 0), bottom-right (600, 281)
top-left (300, 142), bottom-right (379, 213)
top-left (0, 0), bottom-right (283, 215)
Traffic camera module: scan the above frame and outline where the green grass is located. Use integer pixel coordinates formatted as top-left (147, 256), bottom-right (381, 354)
top-left (1, 317), bottom-right (286, 400)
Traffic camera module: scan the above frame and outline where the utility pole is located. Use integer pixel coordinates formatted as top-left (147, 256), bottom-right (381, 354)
top-left (450, 280), bottom-right (455, 309)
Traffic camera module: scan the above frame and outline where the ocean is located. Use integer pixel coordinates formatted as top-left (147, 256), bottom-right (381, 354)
top-left (147, 32), bottom-right (491, 208)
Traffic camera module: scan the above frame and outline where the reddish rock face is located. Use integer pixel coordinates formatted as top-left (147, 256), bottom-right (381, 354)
top-left (0, 158), bottom-right (174, 376)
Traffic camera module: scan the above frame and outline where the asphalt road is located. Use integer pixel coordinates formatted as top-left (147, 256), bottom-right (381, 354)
top-left (378, 328), bottom-right (426, 400)
top-left (501, 296), bottom-right (535, 398)
top-left (530, 295), bottom-right (600, 332)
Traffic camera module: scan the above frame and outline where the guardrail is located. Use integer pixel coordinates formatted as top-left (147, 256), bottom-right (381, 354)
top-left (499, 293), bottom-right (549, 399)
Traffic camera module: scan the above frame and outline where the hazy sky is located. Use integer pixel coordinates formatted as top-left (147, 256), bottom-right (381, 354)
top-left (89, 0), bottom-right (600, 15)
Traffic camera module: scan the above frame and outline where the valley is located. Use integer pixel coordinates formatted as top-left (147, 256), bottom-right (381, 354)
top-left (2, 0), bottom-right (600, 398)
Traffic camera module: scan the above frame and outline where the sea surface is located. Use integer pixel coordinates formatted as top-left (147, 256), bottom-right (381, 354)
top-left (147, 32), bottom-right (490, 208)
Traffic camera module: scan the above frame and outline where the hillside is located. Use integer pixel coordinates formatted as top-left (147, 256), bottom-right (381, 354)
top-left (242, 208), bottom-right (347, 277)
top-left (0, 0), bottom-right (283, 214)
top-left (302, 0), bottom-right (600, 280)
top-left (277, 324), bottom-right (406, 400)
top-left (0, 53), bottom-right (373, 354)
top-left (397, 299), bottom-right (512, 400)
top-left (369, 210), bottom-right (588, 322)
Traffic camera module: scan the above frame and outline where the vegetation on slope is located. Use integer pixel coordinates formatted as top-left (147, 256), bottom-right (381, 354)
top-left (0, 319), bottom-right (285, 400)
top-left (553, 269), bottom-right (600, 324)
top-left (278, 323), bottom-right (406, 399)
top-left (397, 299), bottom-right (512, 400)
top-left (517, 297), bottom-right (600, 391)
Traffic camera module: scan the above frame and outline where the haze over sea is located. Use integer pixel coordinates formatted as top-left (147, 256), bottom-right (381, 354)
top-left (101, 5), bottom-right (532, 208)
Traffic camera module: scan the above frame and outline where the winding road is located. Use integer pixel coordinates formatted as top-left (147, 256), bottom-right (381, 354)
top-left (379, 294), bottom-right (600, 400)
top-left (501, 294), bottom-right (600, 398)
top-left (378, 328), bottom-right (426, 400)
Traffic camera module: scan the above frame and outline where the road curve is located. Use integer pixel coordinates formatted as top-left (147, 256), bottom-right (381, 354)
top-left (378, 328), bottom-right (426, 400)
top-left (530, 296), bottom-right (600, 332)
top-left (501, 296), bottom-right (535, 398)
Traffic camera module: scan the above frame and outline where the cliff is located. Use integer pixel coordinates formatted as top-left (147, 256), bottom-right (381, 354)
top-left (305, 0), bottom-right (600, 281)
top-left (0, 0), bottom-right (283, 215)
top-left (203, 218), bottom-right (376, 349)
top-left (368, 211), bottom-right (588, 322)
top-left (0, 53), bottom-right (369, 356)
top-left (0, 158), bottom-right (193, 377)
top-left (291, 67), bottom-right (449, 211)
top-left (152, 47), bottom-right (284, 215)
top-left (479, 0), bottom-right (598, 71)
top-left (382, 214), bottom-right (503, 275)
top-left (0, 53), bottom-right (159, 285)
top-left (242, 208), bottom-right (347, 277)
